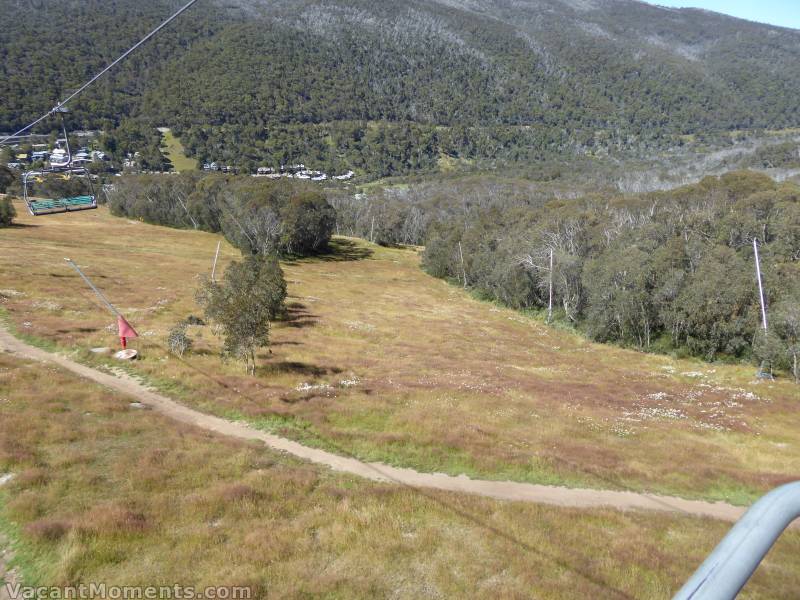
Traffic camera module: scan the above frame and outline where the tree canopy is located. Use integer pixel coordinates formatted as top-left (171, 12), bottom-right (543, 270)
top-left (196, 253), bottom-right (287, 373)
top-left (3, 0), bottom-right (800, 178)
top-left (421, 171), bottom-right (800, 373)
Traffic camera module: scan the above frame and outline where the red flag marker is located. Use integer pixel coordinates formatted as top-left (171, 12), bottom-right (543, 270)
top-left (65, 259), bottom-right (141, 351)
top-left (118, 315), bottom-right (138, 349)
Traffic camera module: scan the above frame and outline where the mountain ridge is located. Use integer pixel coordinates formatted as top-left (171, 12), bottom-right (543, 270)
top-left (2, 0), bottom-right (799, 176)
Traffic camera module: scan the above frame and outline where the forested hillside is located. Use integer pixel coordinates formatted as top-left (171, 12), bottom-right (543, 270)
top-left (421, 171), bottom-right (800, 376)
top-left (2, 0), bottom-right (800, 177)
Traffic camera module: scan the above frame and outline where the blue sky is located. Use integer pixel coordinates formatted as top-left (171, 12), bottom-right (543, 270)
top-left (643, 1), bottom-right (800, 30)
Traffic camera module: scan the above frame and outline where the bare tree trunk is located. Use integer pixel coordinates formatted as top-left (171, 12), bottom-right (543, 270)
top-left (458, 241), bottom-right (467, 288)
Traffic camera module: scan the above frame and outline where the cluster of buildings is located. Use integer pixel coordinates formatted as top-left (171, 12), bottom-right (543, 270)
top-left (254, 164), bottom-right (326, 181)
top-left (5, 141), bottom-right (108, 171)
top-left (201, 161), bottom-right (237, 173)
top-left (5, 141), bottom-right (358, 183)
top-left (252, 164), bottom-right (355, 181)
top-left (200, 161), bottom-right (355, 181)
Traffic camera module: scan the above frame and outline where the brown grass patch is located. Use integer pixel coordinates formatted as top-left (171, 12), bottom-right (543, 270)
top-left (0, 352), bottom-right (798, 596)
top-left (217, 484), bottom-right (260, 503)
top-left (2, 202), bottom-right (800, 503)
top-left (24, 518), bottom-right (71, 542)
top-left (79, 503), bottom-right (149, 535)
top-left (14, 468), bottom-right (50, 488)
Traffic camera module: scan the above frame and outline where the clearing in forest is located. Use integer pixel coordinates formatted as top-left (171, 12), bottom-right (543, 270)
top-left (158, 127), bottom-right (198, 172)
top-left (1, 201), bottom-right (798, 505)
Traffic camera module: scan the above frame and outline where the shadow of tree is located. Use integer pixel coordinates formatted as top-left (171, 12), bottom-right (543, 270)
top-left (284, 238), bottom-right (373, 265)
top-left (277, 302), bottom-right (319, 329)
top-left (318, 238), bottom-right (373, 262)
top-left (56, 327), bottom-right (100, 334)
top-left (257, 360), bottom-right (342, 377)
top-left (7, 222), bottom-right (40, 229)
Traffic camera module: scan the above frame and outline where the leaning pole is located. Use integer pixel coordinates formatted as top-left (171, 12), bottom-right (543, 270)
top-left (65, 258), bottom-right (138, 349)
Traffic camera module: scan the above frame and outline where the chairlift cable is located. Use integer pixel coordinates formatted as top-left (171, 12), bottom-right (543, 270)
top-left (0, 0), bottom-right (202, 145)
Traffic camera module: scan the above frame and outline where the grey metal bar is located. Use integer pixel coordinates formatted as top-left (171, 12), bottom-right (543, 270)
top-left (674, 481), bottom-right (800, 600)
top-left (58, 109), bottom-right (72, 167)
top-left (64, 258), bottom-right (122, 317)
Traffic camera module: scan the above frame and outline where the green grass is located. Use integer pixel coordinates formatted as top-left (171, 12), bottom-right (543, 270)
top-left (2, 351), bottom-right (800, 597)
top-left (159, 128), bottom-right (198, 172)
top-left (2, 202), bottom-right (800, 505)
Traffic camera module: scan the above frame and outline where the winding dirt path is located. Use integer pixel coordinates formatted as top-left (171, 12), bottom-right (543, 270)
top-left (0, 327), bottom-right (748, 522)
top-left (0, 532), bottom-right (18, 600)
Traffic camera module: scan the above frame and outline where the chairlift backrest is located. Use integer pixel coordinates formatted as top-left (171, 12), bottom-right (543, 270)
top-left (22, 167), bottom-right (97, 216)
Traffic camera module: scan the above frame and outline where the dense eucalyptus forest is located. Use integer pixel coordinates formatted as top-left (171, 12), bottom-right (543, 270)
top-left (3, 0), bottom-right (800, 177)
top-left (106, 174), bottom-right (335, 257)
top-left (420, 172), bottom-right (800, 377)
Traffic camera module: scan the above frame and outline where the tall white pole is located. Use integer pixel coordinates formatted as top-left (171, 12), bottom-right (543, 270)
top-left (753, 238), bottom-right (768, 332)
top-left (211, 240), bottom-right (221, 283)
top-left (548, 247), bottom-right (554, 323)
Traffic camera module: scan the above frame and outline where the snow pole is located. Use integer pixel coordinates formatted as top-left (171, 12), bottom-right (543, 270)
top-left (211, 240), bottom-right (221, 282)
top-left (753, 238), bottom-right (768, 332)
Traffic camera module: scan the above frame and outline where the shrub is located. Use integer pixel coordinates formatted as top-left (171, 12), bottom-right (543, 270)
top-left (0, 196), bottom-right (16, 227)
top-left (0, 165), bottom-right (14, 193)
top-left (167, 321), bottom-right (193, 357)
top-left (184, 314), bottom-right (205, 326)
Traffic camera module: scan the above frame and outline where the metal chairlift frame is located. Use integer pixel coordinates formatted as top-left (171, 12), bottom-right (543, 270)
top-left (22, 166), bottom-right (97, 216)
top-left (19, 107), bottom-right (98, 216)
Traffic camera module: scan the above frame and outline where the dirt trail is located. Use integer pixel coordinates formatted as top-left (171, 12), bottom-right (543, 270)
top-left (0, 327), bottom-right (748, 522)
top-left (0, 534), bottom-right (18, 600)
top-left (0, 487), bottom-right (18, 599)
